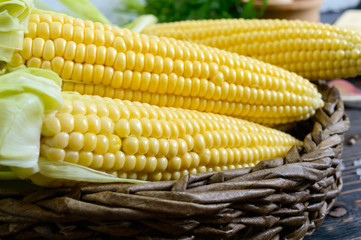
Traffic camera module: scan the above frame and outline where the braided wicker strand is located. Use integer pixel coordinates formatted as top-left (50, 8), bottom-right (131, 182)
top-left (0, 82), bottom-right (349, 240)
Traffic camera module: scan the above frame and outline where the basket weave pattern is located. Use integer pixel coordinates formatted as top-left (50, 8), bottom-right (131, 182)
top-left (0, 82), bottom-right (350, 240)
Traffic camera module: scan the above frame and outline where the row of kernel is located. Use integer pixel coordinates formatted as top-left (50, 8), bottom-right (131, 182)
top-left (57, 95), bottom-right (245, 132)
top-left (257, 49), bottom-right (361, 65)
top-left (63, 146), bottom-right (289, 181)
top-left (62, 82), bottom-right (319, 123)
top-left (62, 82), bottom-right (318, 123)
top-left (26, 19), bottom-right (159, 55)
top-left (117, 131), bottom-right (296, 157)
top-left (61, 93), bottom-right (189, 122)
top-left (21, 38), bottom-right (229, 85)
top-left (27, 15), bottom-right (235, 67)
top-left (54, 145), bottom-right (289, 176)
top-left (26, 21), bottom-right (117, 46)
top-left (282, 60), bottom-right (358, 73)
top-left (180, 21), bottom-right (347, 43)
top-left (310, 69), bottom-right (359, 80)
top-left (114, 119), bottom-right (243, 142)
top-left (29, 13), bottom-right (110, 30)
top-left (200, 146), bottom-right (290, 167)
top-left (52, 111), bottom-right (115, 133)
top-left (66, 152), bottom-right (163, 173)
top-left (42, 131), bottom-right (121, 153)
top-left (259, 56), bottom-right (358, 71)
top-left (242, 111), bottom-right (315, 125)
top-left (58, 70), bottom-right (316, 107)
top-left (29, 13), bottom-right (126, 35)
top-left (223, 30), bottom-right (342, 46)
top-left (113, 145), bottom-right (290, 181)
top-left (235, 105), bottom-right (315, 118)
top-left (60, 84), bottom-right (320, 126)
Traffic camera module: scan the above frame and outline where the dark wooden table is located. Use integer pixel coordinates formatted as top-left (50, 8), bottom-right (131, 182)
top-left (307, 103), bottom-right (361, 240)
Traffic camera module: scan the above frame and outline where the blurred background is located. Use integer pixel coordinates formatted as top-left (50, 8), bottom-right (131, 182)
top-left (35, 0), bottom-right (361, 25)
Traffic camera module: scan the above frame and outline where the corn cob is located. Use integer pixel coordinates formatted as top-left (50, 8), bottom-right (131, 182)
top-left (7, 11), bottom-right (324, 125)
top-left (141, 19), bottom-right (361, 81)
top-left (39, 91), bottom-right (302, 185)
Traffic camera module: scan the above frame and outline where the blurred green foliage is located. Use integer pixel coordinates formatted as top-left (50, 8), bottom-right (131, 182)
top-left (34, 0), bottom-right (111, 24)
top-left (116, 0), bottom-right (267, 26)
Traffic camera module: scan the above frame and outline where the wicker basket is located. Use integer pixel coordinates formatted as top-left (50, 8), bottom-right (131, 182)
top-left (0, 81), bottom-right (350, 240)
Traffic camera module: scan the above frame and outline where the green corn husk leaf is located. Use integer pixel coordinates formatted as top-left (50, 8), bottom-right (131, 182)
top-left (30, 158), bottom-right (146, 187)
top-left (124, 14), bottom-right (157, 33)
top-left (0, 68), bottom-right (63, 178)
top-left (58, 0), bottom-right (111, 24)
top-left (0, 166), bottom-right (18, 180)
top-left (33, 0), bottom-right (57, 12)
top-left (0, 0), bottom-right (33, 66)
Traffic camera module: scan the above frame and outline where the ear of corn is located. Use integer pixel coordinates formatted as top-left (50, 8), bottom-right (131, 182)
top-left (37, 91), bottom-right (302, 186)
top-left (0, 68), bottom-right (302, 187)
top-left (141, 19), bottom-right (361, 81)
top-left (7, 11), bottom-right (324, 125)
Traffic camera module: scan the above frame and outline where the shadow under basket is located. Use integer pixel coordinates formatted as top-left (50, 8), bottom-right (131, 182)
top-left (0, 81), bottom-right (350, 240)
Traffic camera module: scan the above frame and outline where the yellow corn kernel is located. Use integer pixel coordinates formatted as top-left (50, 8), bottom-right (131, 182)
top-left (39, 92), bottom-right (302, 182)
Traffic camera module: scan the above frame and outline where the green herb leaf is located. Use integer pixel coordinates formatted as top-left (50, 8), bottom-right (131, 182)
top-left (117, 0), bottom-right (267, 24)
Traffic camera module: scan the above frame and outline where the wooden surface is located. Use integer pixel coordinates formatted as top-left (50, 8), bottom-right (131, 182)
top-left (307, 103), bottom-right (361, 240)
